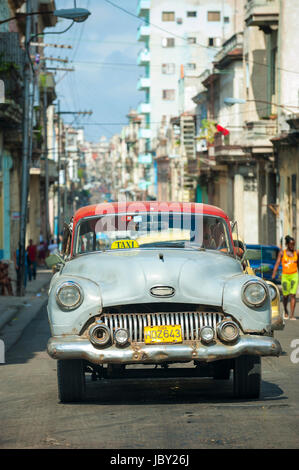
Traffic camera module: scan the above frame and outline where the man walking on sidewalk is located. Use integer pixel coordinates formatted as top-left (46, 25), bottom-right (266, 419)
top-left (27, 239), bottom-right (37, 281)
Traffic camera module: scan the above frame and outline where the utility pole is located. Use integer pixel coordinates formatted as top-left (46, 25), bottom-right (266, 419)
top-left (17, 0), bottom-right (31, 296)
top-left (57, 100), bottom-right (61, 242)
top-left (55, 109), bottom-right (92, 237)
top-left (43, 82), bottom-right (50, 244)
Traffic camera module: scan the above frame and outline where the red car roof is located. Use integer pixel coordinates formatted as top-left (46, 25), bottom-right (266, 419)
top-left (73, 201), bottom-right (229, 225)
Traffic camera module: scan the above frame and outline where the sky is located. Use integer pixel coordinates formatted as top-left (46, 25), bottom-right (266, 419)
top-left (45, 0), bottom-right (142, 142)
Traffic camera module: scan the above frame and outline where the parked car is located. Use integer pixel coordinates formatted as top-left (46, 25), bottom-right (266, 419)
top-left (47, 202), bottom-right (283, 402)
top-left (245, 244), bottom-right (282, 284)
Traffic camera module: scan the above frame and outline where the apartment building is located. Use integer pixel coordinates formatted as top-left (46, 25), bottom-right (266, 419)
top-left (137, 0), bottom-right (244, 200)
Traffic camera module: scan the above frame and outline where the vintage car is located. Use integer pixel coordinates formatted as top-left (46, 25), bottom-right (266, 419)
top-left (47, 202), bottom-right (284, 402)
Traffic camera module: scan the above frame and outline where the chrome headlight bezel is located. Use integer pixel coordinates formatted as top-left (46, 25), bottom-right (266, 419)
top-left (242, 280), bottom-right (268, 308)
top-left (268, 284), bottom-right (278, 302)
top-left (56, 281), bottom-right (83, 311)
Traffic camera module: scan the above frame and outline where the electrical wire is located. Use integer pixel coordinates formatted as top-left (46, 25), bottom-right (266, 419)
top-left (101, 0), bottom-right (299, 76)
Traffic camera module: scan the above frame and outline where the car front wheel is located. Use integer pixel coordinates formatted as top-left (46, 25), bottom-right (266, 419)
top-left (233, 355), bottom-right (261, 399)
top-left (57, 359), bottom-right (86, 403)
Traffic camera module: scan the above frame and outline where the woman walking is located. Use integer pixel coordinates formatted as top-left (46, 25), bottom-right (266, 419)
top-left (272, 235), bottom-right (299, 320)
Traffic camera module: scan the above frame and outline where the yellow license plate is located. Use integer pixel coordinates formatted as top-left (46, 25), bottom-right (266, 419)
top-left (144, 325), bottom-right (182, 344)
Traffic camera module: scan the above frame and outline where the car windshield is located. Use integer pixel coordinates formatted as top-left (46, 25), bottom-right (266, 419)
top-left (74, 212), bottom-right (233, 255)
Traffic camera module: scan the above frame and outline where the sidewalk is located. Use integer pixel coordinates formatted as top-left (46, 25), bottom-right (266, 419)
top-left (0, 267), bottom-right (53, 354)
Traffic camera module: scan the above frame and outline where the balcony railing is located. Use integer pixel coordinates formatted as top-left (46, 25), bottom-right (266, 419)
top-left (137, 102), bottom-right (151, 114)
top-left (137, 24), bottom-right (150, 42)
top-left (245, 0), bottom-right (279, 27)
top-left (137, 0), bottom-right (151, 18)
top-left (137, 77), bottom-right (151, 91)
top-left (138, 128), bottom-right (152, 139)
top-left (137, 49), bottom-right (151, 66)
top-left (214, 32), bottom-right (243, 67)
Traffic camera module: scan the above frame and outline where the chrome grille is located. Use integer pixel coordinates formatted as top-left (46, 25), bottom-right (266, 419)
top-left (101, 312), bottom-right (223, 342)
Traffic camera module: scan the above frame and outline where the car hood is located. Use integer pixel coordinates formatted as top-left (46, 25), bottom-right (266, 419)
top-left (62, 249), bottom-right (243, 307)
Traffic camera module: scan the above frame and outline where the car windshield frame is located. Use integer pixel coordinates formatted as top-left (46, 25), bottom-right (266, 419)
top-left (73, 212), bottom-right (235, 257)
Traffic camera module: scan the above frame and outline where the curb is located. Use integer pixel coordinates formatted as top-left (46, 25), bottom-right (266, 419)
top-left (0, 274), bottom-right (51, 354)
top-left (0, 297), bottom-right (49, 354)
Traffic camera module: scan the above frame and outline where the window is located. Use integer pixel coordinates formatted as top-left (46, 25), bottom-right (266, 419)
top-left (187, 37), bottom-right (197, 44)
top-left (187, 11), bottom-right (197, 17)
top-left (186, 63), bottom-right (196, 71)
top-left (162, 11), bottom-right (175, 21)
top-left (208, 11), bottom-right (221, 21)
top-left (208, 37), bottom-right (221, 47)
top-left (162, 37), bottom-right (175, 47)
top-left (162, 89), bottom-right (175, 100)
top-left (162, 63), bottom-right (176, 74)
top-left (224, 16), bottom-right (230, 23)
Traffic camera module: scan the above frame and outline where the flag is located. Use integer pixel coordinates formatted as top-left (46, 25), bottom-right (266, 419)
top-left (216, 124), bottom-right (229, 136)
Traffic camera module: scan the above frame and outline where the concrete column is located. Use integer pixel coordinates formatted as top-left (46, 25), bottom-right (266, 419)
top-left (234, 173), bottom-right (244, 241)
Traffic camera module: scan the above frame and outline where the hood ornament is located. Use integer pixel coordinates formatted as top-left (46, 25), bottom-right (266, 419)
top-left (150, 286), bottom-right (175, 297)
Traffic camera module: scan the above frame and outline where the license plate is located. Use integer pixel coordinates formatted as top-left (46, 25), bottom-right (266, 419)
top-left (144, 325), bottom-right (182, 344)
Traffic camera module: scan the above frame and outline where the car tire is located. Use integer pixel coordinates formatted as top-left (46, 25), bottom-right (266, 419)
top-left (212, 360), bottom-right (231, 380)
top-left (57, 359), bottom-right (86, 403)
top-left (233, 355), bottom-right (261, 399)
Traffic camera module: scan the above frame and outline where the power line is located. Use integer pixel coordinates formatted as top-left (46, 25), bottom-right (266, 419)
top-left (102, 0), bottom-right (299, 76)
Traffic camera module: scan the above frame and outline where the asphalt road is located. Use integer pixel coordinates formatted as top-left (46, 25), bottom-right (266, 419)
top-left (0, 304), bottom-right (299, 449)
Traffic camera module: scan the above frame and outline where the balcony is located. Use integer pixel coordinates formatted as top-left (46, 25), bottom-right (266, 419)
top-left (137, 0), bottom-right (151, 17)
top-left (0, 33), bottom-right (25, 127)
top-left (137, 49), bottom-right (151, 66)
top-left (137, 77), bottom-right (151, 91)
top-left (137, 102), bottom-right (151, 114)
top-left (214, 33), bottom-right (243, 69)
top-left (245, 0), bottom-right (279, 27)
top-left (138, 128), bottom-right (152, 139)
top-left (243, 120), bottom-right (277, 153)
top-left (138, 153), bottom-right (152, 164)
top-left (137, 24), bottom-right (150, 42)
top-left (39, 72), bottom-right (56, 104)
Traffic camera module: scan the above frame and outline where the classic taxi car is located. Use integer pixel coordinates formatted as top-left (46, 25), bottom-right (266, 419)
top-left (47, 202), bottom-right (283, 402)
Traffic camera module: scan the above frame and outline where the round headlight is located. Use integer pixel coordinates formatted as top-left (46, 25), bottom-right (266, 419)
top-left (200, 326), bottom-right (215, 344)
top-left (242, 281), bottom-right (267, 307)
top-left (56, 282), bottom-right (83, 311)
top-left (217, 321), bottom-right (239, 343)
top-left (114, 328), bottom-right (129, 346)
top-left (268, 284), bottom-right (277, 301)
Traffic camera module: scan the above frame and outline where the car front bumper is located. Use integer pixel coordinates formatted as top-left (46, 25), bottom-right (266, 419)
top-left (47, 335), bottom-right (282, 365)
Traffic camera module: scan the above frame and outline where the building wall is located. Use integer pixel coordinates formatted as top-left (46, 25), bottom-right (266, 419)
top-left (278, 0), bottom-right (299, 132)
top-left (146, 0), bottom-right (238, 139)
top-left (277, 147), bottom-right (299, 247)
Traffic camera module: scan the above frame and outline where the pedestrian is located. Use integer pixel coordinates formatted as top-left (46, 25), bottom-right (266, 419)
top-left (0, 262), bottom-right (13, 296)
top-left (48, 238), bottom-right (58, 255)
top-left (37, 241), bottom-right (46, 266)
top-left (27, 239), bottom-right (37, 281)
top-left (272, 235), bottom-right (299, 320)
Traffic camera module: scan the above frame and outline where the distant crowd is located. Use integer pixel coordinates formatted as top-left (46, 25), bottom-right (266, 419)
top-left (0, 237), bottom-right (60, 296)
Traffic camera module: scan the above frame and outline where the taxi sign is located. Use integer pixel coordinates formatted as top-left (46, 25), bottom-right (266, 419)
top-left (111, 239), bottom-right (139, 250)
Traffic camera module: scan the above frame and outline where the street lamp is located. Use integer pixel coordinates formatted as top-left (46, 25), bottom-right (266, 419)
top-left (53, 9), bottom-right (91, 23)
top-left (0, 8), bottom-right (91, 25)
top-left (16, 3), bottom-right (91, 296)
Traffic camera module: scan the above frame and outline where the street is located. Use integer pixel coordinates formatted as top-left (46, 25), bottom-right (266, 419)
top-left (1, 303), bottom-right (299, 449)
